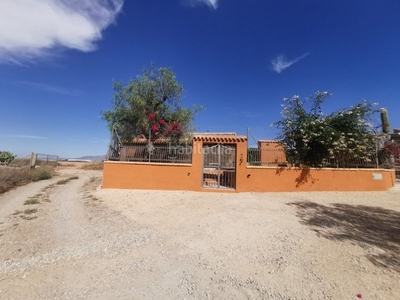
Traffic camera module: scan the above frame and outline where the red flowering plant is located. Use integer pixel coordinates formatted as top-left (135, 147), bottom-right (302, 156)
top-left (162, 121), bottom-right (183, 143)
top-left (143, 110), bottom-right (183, 143)
top-left (380, 142), bottom-right (400, 162)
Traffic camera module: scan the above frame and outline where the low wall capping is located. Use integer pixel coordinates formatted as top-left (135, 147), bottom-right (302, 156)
top-left (246, 166), bottom-right (395, 172)
top-left (104, 161), bottom-right (192, 167)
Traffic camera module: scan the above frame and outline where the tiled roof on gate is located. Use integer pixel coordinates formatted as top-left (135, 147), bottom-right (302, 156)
top-left (193, 132), bottom-right (247, 143)
top-left (258, 140), bottom-right (282, 143)
top-left (195, 132), bottom-right (237, 135)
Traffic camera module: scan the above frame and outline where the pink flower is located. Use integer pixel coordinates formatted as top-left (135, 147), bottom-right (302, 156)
top-left (151, 124), bottom-right (159, 132)
top-left (164, 128), bottom-right (172, 135)
top-left (159, 119), bottom-right (167, 126)
top-left (149, 113), bottom-right (156, 120)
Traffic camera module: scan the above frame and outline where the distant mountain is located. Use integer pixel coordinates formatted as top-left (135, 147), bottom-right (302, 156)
top-left (77, 155), bottom-right (105, 162)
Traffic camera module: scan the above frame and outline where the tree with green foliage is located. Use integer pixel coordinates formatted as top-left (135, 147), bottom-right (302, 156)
top-left (101, 65), bottom-right (202, 145)
top-left (273, 92), bottom-right (379, 167)
top-left (0, 151), bottom-right (16, 165)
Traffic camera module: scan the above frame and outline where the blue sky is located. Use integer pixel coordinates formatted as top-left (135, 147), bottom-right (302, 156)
top-left (1, 0), bottom-right (399, 158)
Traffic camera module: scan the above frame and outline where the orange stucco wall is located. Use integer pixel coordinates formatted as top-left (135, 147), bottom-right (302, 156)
top-left (258, 141), bottom-right (287, 166)
top-left (103, 141), bottom-right (203, 191)
top-left (236, 167), bottom-right (395, 192)
top-left (102, 162), bottom-right (203, 191)
top-left (102, 138), bottom-right (395, 192)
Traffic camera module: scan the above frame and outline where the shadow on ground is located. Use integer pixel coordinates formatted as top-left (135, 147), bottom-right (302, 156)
top-left (289, 201), bottom-right (400, 272)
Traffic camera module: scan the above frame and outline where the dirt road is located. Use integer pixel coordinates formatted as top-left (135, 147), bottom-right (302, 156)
top-left (1, 167), bottom-right (399, 299)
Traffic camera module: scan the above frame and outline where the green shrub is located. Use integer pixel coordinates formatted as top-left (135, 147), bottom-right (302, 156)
top-left (0, 151), bottom-right (16, 165)
top-left (273, 92), bottom-right (378, 167)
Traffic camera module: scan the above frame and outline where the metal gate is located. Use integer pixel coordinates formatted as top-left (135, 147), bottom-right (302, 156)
top-left (202, 144), bottom-right (236, 189)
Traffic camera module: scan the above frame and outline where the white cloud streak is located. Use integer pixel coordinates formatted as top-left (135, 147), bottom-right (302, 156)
top-left (184, 0), bottom-right (219, 9)
top-left (12, 81), bottom-right (82, 97)
top-left (271, 53), bottom-right (310, 74)
top-left (0, 134), bottom-right (46, 139)
top-left (0, 0), bottom-right (124, 65)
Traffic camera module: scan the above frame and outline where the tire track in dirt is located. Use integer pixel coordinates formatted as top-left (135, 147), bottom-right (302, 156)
top-left (0, 169), bottom-right (162, 299)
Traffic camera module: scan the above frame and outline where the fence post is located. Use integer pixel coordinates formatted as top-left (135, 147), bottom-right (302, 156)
top-left (30, 152), bottom-right (37, 169)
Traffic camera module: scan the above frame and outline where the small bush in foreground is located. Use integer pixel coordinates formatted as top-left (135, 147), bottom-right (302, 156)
top-left (0, 166), bottom-right (55, 194)
top-left (0, 167), bottom-right (31, 194)
top-left (31, 167), bottom-right (52, 182)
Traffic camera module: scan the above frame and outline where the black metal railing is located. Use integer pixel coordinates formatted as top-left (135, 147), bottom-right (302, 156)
top-left (247, 148), bottom-right (395, 169)
top-left (107, 144), bottom-right (193, 164)
top-left (247, 148), bottom-right (288, 167)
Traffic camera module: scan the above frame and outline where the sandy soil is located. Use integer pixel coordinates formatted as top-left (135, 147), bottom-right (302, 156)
top-left (0, 165), bottom-right (399, 299)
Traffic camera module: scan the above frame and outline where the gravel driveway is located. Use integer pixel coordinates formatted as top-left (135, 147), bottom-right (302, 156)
top-left (1, 166), bottom-right (399, 299)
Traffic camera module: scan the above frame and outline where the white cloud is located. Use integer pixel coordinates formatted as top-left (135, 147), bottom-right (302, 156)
top-left (0, 0), bottom-right (124, 64)
top-left (0, 134), bottom-right (46, 139)
top-left (184, 0), bottom-right (219, 9)
top-left (12, 81), bottom-right (82, 97)
top-left (271, 53), bottom-right (310, 74)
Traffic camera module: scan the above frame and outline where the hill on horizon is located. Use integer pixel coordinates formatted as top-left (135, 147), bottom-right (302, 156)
top-left (75, 155), bottom-right (105, 162)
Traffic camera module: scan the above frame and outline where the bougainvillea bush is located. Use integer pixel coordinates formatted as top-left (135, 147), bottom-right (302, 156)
top-left (273, 92), bottom-right (380, 167)
top-left (380, 142), bottom-right (400, 162)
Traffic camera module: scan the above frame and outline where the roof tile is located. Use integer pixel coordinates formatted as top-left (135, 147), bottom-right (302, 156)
top-left (193, 133), bottom-right (247, 143)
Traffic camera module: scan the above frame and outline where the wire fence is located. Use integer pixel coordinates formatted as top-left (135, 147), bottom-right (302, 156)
top-left (247, 148), bottom-right (395, 169)
top-left (107, 144), bottom-right (193, 164)
top-left (31, 153), bottom-right (60, 167)
top-left (36, 153), bottom-right (59, 166)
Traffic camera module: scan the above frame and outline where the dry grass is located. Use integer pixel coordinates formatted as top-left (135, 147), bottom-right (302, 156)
top-left (31, 167), bottom-right (53, 181)
top-left (23, 208), bottom-right (37, 215)
top-left (24, 198), bottom-right (40, 205)
top-left (9, 158), bottom-right (58, 168)
top-left (20, 215), bottom-right (38, 220)
top-left (80, 162), bottom-right (103, 171)
top-left (0, 166), bottom-right (55, 194)
top-left (8, 158), bottom-right (31, 167)
top-left (24, 193), bottom-right (43, 205)
top-left (56, 176), bottom-right (79, 185)
top-left (0, 167), bottom-right (30, 193)
top-left (57, 162), bottom-right (77, 168)
top-left (36, 160), bottom-right (58, 167)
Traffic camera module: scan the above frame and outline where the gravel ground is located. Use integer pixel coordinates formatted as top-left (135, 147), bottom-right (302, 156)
top-left (0, 166), bottom-right (399, 300)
